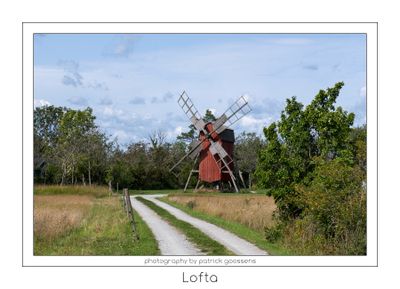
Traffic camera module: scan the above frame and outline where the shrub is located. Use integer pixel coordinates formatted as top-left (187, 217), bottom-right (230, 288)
top-left (265, 221), bottom-right (284, 242)
top-left (275, 158), bottom-right (366, 255)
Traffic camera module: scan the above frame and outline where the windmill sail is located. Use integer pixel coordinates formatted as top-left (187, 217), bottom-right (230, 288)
top-left (170, 92), bottom-right (252, 193)
top-left (178, 91), bottom-right (206, 131)
top-left (216, 95), bottom-right (251, 133)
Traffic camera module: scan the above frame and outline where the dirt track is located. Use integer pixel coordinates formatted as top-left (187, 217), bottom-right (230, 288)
top-left (130, 196), bottom-right (204, 255)
top-left (132, 195), bottom-right (268, 256)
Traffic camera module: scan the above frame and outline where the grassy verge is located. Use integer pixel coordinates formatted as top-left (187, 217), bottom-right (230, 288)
top-left (34, 185), bottom-right (110, 198)
top-left (136, 197), bottom-right (232, 256)
top-left (167, 191), bottom-right (255, 197)
top-left (160, 197), bottom-right (293, 256)
top-left (34, 194), bottom-right (159, 255)
top-left (129, 189), bottom-right (183, 195)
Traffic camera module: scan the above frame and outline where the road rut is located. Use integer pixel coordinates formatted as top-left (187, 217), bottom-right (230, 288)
top-left (138, 194), bottom-right (268, 256)
top-left (130, 196), bottom-right (204, 255)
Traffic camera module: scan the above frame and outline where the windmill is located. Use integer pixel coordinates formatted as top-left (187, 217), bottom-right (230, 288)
top-left (170, 91), bottom-right (252, 192)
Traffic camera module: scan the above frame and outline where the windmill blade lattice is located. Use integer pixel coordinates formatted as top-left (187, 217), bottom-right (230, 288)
top-left (222, 95), bottom-right (252, 128)
top-left (178, 91), bottom-right (206, 132)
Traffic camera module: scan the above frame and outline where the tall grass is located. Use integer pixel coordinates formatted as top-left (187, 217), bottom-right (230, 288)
top-left (34, 184), bottom-right (110, 198)
top-left (34, 195), bottom-right (93, 241)
top-left (33, 185), bottom-right (159, 255)
top-left (167, 194), bottom-right (277, 233)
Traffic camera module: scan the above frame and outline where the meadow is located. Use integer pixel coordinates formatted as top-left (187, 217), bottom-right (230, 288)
top-left (34, 185), bottom-right (159, 255)
top-left (167, 194), bottom-right (277, 233)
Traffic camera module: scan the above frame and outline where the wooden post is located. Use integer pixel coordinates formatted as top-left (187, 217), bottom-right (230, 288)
top-left (194, 178), bottom-right (200, 191)
top-left (123, 195), bottom-right (127, 214)
top-left (123, 188), bottom-right (129, 215)
top-left (238, 170), bottom-right (246, 188)
top-left (184, 170), bottom-right (194, 192)
top-left (123, 188), bottom-right (138, 240)
top-left (249, 173), bottom-right (252, 189)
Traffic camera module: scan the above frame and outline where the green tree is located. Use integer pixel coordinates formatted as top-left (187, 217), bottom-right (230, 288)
top-left (234, 132), bottom-right (264, 188)
top-left (255, 82), bottom-right (357, 218)
top-left (34, 105), bottom-right (69, 183)
top-left (349, 124), bottom-right (367, 177)
top-left (56, 108), bottom-right (95, 184)
top-left (203, 109), bottom-right (217, 122)
top-left (258, 83), bottom-right (366, 255)
top-left (34, 105), bottom-right (66, 147)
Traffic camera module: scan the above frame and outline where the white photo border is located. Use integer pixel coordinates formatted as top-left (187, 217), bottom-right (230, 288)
top-left (22, 22), bottom-right (378, 267)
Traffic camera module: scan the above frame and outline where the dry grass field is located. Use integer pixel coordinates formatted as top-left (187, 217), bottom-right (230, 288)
top-left (34, 186), bottom-right (159, 255)
top-left (167, 194), bottom-right (277, 232)
top-left (34, 185), bottom-right (110, 197)
top-left (34, 195), bottom-right (94, 241)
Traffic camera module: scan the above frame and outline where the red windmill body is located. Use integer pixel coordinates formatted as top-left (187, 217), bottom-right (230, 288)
top-left (198, 123), bottom-right (234, 183)
top-left (170, 91), bottom-right (251, 192)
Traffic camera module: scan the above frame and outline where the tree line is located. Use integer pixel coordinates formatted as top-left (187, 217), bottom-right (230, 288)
top-left (34, 107), bottom-right (263, 189)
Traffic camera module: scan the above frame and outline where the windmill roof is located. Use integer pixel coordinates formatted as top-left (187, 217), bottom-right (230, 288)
top-left (218, 126), bottom-right (235, 143)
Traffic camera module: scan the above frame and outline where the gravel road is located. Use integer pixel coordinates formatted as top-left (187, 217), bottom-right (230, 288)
top-left (136, 194), bottom-right (268, 256)
top-left (130, 196), bottom-right (204, 255)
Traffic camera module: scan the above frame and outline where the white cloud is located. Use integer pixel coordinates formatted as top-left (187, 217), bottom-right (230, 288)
top-left (114, 44), bottom-right (129, 55)
top-left (235, 115), bottom-right (273, 135)
top-left (239, 115), bottom-right (271, 135)
top-left (99, 97), bottom-right (112, 105)
top-left (104, 35), bottom-right (138, 58)
top-left (209, 108), bottom-right (217, 115)
top-left (112, 130), bottom-right (130, 143)
top-left (174, 126), bottom-right (183, 135)
top-left (67, 96), bottom-right (87, 106)
top-left (240, 115), bottom-right (267, 127)
top-left (102, 106), bottom-right (124, 117)
top-left (360, 86), bottom-right (366, 97)
top-left (34, 99), bottom-right (51, 108)
top-left (165, 126), bottom-right (184, 140)
top-left (129, 96), bottom-right (146, 105)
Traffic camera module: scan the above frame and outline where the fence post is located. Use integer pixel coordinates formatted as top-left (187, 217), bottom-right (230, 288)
top-left (123, 188), bottom-right (129, 215)
top-left (123, 188), bottom-right (138, 240)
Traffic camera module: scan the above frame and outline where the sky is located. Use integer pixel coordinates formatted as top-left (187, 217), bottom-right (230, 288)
top-left (34, 33), bottom-right (366, 145)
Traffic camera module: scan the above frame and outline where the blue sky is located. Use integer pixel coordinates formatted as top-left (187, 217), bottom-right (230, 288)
top-left (34, 33), bottom-right (366, 145)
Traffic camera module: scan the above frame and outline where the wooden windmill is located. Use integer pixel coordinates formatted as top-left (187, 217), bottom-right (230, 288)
top-left (170, 91), bottom-right (251, 192)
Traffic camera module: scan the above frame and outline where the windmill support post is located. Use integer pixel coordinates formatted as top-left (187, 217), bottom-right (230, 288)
top-left (184, 170), bottom-right (193, 192)
top-left (238, 170), bottom-right (246, 188)
top-left (184, 170), bottom-right (199, 191)
top-left (194, 179), bottom-right (200, 191)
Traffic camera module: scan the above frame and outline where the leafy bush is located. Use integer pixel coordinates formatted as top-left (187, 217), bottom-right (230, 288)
top-left (255, 82), bottom-right (367, 255)
top-left (284, 159), bottom-right (366, 255)
top-left (265, 221), bottom-right (284, 242)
